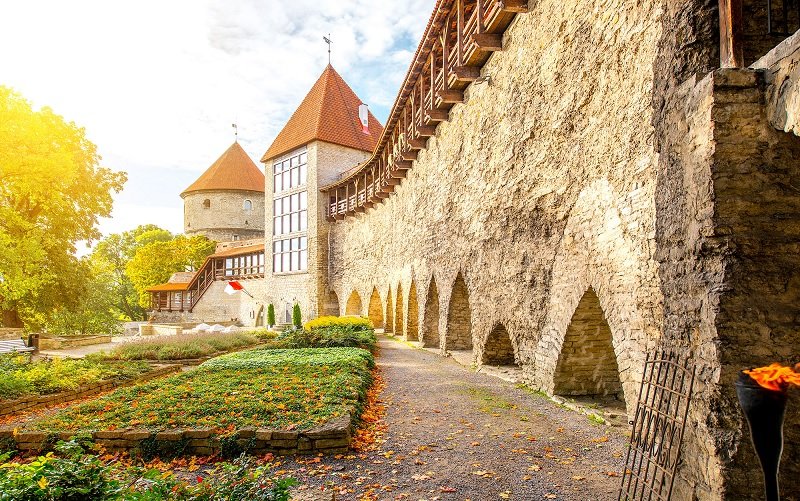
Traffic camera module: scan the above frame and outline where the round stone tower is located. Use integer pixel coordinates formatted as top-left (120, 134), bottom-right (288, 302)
top-left (182, 141), bottom-right (265, 242)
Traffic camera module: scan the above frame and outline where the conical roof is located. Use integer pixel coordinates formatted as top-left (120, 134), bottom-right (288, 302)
top-left (182, 142), bottom-right (265, 196)
top-left (261, 65), bottom-right (383, 162)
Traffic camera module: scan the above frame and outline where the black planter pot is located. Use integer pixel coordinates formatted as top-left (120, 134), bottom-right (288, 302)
top-left (735, 371), bottom-right (788, 501)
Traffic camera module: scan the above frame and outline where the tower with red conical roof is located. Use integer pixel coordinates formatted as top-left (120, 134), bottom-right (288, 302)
top-left (182, 141), bottom-right (266, 242)
top-left (261, 65), bottom-right (383, 321)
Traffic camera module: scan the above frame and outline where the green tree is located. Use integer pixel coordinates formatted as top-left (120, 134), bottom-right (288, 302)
top-left (267, 303), bottom-right (276, 327)
top-left (44, 259), bottom-right (121, 335)
top-left (0, 87), bottom-right (126, 329)
top-left (126, 234), bottom-right (216, 308)
top-left (90, 225), bottom-right (172, 321)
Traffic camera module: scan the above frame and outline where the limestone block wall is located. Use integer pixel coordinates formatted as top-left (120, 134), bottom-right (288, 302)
top-left (185, 278), bottom-right (268, 327)
top-left (752, 30), bottom-right (800, 136)
top-left (183, 189), bottom-right (265, 242)
top-left (329, 0), bottom-right (666, 414)
top-left (656, 67), bottom-right (800, 500)
top-left (262, 141), bottom-right (369, 321)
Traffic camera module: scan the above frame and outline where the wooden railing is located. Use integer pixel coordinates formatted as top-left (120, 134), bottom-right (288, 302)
top-left (322, 0), bottom-right (528, 221)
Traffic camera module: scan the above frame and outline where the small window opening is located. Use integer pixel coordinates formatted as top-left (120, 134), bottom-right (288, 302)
top-left (203, 199), bottom-right (211, 209)
top-left (243, 199), bottom-right (253, 211)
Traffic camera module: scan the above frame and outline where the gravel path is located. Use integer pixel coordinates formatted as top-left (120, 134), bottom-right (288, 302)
top-left (284, 335), bottom-right (628, 500)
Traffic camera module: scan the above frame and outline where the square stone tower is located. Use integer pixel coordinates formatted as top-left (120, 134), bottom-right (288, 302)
top-left (259, 65), bottom-right (382, 322)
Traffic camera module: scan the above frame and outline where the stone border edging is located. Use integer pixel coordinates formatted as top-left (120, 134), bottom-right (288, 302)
top-left (0, 365), bottom-right (182, 418)
top-left (1, 411), bottom-right (353, 456)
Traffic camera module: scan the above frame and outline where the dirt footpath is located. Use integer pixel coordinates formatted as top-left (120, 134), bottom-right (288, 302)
top-left (283, 335), bottom-right (627, 501)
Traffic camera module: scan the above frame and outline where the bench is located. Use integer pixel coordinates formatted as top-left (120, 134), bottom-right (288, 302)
top-left (0, 339), bottom-right (35, 354)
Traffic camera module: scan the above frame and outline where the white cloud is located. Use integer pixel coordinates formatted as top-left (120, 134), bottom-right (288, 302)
top-left (0, 0), bottom-right (435, 238)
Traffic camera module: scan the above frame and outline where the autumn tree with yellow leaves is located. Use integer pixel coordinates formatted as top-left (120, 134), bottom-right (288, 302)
top-left (0, 87), bottom-right (126, 330)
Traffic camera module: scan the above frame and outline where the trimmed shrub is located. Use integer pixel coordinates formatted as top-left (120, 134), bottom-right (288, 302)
top-left (292, 304), bottom-right (302, 329)
top-left (303, 315), bottom-right (373, 331)
top-left (267, 303), bottom-right (276, 327)
top-left (97, 331), bottom-right (259, 361)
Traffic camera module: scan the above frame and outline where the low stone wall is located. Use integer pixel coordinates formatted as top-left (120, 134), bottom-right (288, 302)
top-left (0, 365), bottom-right (181, 418)
top-left (39, 335), bottom-right (112, 350)
top-left (3, 412), bottom-right (352, 456)
top-left (0, 328), bottom-right (24, 340)
top-left (139, 324), bottom-right (182, 336)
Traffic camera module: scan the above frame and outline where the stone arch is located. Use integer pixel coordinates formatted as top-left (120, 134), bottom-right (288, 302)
top-left (482, 323), bottom-right (515, 365)
top-left (255, 305), bottom-right (265, 327)
top-left (407, 279), bottom-right (419, 341)
top-left (445, 272), bottom-right (472, 350)
top-left (386, 286), bottom-right (395, 333)
top-left (323, 290), bottom-right (339, 316)
top-left (345, 290), bottom-right (362, 316)
top-left (395, 283), bottom-right (405, 337)
top-left (534, 178), bottom-right (655, 414)
top-left (422, 278), bottom-right (440, 348)
top-left (367, 287), bottom-right (384, 328)
top-left (552, 288), bottom-right (623, 397)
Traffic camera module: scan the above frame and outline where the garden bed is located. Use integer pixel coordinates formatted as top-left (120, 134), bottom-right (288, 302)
top-left (97, 331), bottom-right (260, 361)
top-left (0, 355), bottom-right (154, 416)
top-left (5, 347), bottom-right (374, 456)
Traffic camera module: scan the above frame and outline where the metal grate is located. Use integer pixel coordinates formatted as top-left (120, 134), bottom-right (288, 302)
top-left (618, 350), bottom-right (696, 501)
top-left (768, 0), bottom-right (800, 36)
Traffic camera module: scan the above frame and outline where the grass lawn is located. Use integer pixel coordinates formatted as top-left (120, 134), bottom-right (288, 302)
top-left (0, 355), bottom-right (151, 401)
top-left (30, 347), bottom-right (374, 434)
top-left (96, 331), bottom-right (260, 361)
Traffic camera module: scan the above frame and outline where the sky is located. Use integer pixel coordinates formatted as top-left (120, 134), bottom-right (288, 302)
top-left (0, 0), bottom-right (435, 252)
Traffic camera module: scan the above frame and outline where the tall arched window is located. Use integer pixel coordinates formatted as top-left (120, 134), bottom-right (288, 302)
top-left (243, 199), bottom-right (253, 211)
top-left (203, 199), bottom-right (211, 209)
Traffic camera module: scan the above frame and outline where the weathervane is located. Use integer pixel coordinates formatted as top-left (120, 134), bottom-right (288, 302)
top-left (232, 123), bottom-right (238, 142)
top-left (323, 34), bottom-right (332, 64)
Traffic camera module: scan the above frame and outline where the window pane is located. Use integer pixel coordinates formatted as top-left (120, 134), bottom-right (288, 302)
top-left (293, 167), bottom-right (300, 186)
top-left (273, 163), bottom-right (281, 174)
top-left (300, 236), bottom-right (307, 249)
top-left (282, 253), bottom-right (290, 270)
top-left (299, 152), bottom-right (307, 164)
top-left (299, 164), bottom-right (307, 184)
top-left (281, 215), bottom-right (288, 234)
top-left (292, 212), bottom-right (299, 232)
top-left (273, 199), bottom-right (280, 214)
top-left (300, 210), bottom-right (307, 231)
top-left (300, 250), bottom-right (308, 271)
top-left (282, 160), bottom-right (289, 171)
top-left (274, 174), bottom-right (281, 192)
top-left (282, 171), bottom-right (290, 189)
top-left (291, 193), bottom-right (299, 211)
top-left (273, 254), bottom-right (280, 272)
top-left (299, 191), bottom-right (307, 209)
top-left (282, 239), bottom-right (289, 252)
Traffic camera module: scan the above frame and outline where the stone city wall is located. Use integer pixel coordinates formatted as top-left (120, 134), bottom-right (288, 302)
top-left (329, 0), bottom-right (665, 416)
top-left (326, 2), bottom-right (799, 499)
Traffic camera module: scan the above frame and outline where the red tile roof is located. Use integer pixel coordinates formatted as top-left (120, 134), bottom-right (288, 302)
top-left (182, 142), bottom-right (265, 196)
top-left (147, 282), bottom-right (190, 292)
top-left (261, 65), bottom-right (384, 162)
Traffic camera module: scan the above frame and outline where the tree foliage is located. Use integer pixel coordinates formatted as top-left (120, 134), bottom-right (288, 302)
top-left (90, 225), bottom-right (172, 321)
top-left (0, 87), bottom-right (126, 329)
top-left (126, 234), bottom-right (216, 308)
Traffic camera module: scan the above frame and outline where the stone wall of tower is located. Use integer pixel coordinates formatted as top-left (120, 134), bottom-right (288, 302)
top-left (324, 2), bottom-right (800, 499)
top-left (183, 189), bottom-right (265, 242)
top-left (261, 141), bottom-right (369, 322)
